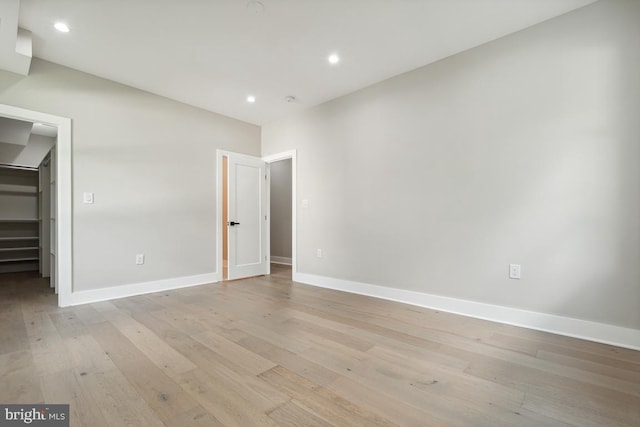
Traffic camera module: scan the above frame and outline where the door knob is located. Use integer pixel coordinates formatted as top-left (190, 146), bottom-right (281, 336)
top-left (228, 221), bottom-right (240, 226)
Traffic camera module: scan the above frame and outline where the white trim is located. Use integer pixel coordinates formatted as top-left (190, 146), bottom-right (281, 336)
top-left (215, 150), bottom-right (224, 283)
top-left (294, 272), bottom-right (640, 351)
top-left (270, 256), bottom-right (292, 265)
top-left (263, 150), bottom-right (297, 277)
top-left (68, 273), bottom-right (219, 306)
top-left (265, 161), bottom-right (270, 275)
top-left (0, 104), bottom-right (73, 307)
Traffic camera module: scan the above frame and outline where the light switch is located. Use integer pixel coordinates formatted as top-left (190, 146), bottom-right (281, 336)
top-left (83, 192), bottom-right (94, 204)
top-left (509, 264), bottom-right (521, 279)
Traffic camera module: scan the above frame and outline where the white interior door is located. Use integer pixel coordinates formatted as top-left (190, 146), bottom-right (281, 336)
top-left (227, 152), bottom-right (268, 280)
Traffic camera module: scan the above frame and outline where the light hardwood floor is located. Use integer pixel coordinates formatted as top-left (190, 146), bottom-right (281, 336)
top-left (1, 265), bottom-right (639, 426)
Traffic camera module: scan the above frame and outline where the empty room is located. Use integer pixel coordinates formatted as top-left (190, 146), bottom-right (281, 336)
top-left (0, 0), bottom-right (638, 426)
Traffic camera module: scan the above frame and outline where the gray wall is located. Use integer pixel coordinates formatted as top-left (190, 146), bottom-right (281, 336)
top-left (0, 59), bottom-right (260, 291)
top-left (262, 0), bottom-right (640, 329)
top-left (270, 159), bottom-right (292, 260)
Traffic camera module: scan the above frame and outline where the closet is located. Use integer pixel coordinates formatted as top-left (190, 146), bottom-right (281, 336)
top-left (0, 164), bottom-right (40, 273)
top-left (0, 115), bottom-right (57, 294)
top-left (0, 156), bottom-right (54, 281)
top-left (0, 111), bottom-right (58, 305)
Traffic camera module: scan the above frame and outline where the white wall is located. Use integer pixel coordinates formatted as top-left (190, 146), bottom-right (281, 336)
top-left (0, 133), bottom-right (55, 167)
top-left (0, 59), bottom-right (260, 292)
top-left (270, 158), bottom-right (292, 260)
top-left (262, 0), bottom-right (640, 330)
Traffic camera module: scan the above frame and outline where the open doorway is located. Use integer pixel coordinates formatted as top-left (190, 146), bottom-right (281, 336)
top-left (0, 118), bottom-right (56, 298)
top-left (216, 150), bottom-right (296, 282)
top-left (269, 158), bottom-right (292, 266)
top-left (0, 104), bottom-right (72, 307)
top-left (264, 150), bottom-right (296, 280)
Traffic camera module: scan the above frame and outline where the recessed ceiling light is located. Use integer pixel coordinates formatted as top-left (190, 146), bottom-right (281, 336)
top-left (247, 95), bottom-right (256, 103)
top-left (54, 22), bottom-right (70, 33)
top-left (328, 54), bottom-right (340, 64)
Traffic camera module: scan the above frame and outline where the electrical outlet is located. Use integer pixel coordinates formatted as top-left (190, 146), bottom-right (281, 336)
top-left (509, 264), bottom-right (521, 279)
top-left (316, 248), bottom-right (323, 258)
top-left (136, 254), bottom-right (145, 265)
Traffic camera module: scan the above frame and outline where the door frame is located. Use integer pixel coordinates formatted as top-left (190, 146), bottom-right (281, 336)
top-left (263, 150), bottom-right (297, 277)
top-left (215, 150), bottom-right (226, 281)
top-left (216, 149), bottom-right (296, 281)
top-left (0, 103), bottom-right (73, 307)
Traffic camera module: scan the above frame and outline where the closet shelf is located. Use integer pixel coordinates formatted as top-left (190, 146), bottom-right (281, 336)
top-left (0, 257), bottom-right (39, 263)
top-left (0, 237), bottom-right (38, 241)
top-left (0, 167), bottom-right (42, 274)
top-left (0, 247), bottom-right (39, 252)
top-left (0, 185), bottom-right (37, 195)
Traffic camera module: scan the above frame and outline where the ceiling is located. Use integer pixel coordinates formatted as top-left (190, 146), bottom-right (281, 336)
top-left (0, 117), bottom-right (57, 145)
top-left (5, 0), bottom-right (597, 125)
top-left (0, 116), bottom-right (57, 169)
top-left (0, 116), bottom-right (32, 146)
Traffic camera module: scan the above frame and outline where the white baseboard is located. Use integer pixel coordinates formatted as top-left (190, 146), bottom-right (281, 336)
top-left (65, 272), bottom-right (220, 306)
top-left (271, 256), bottom-right (292, 266)
top-left (293, 272), bottom-right (640, 351)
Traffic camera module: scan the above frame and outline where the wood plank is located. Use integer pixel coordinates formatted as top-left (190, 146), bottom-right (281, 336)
top-left (192, 330), bottom-right (277, 375)
top-left (87, 321), bottom-right (199, 423)
top-left (234, 318), bottom-right (312, 354)
top-left (69, 304), bottom-right (107, 325)
top-left (522, 392), bottom-right (631, 427)
top-left (233, 330), bottom-right (341, 386)
top-left (489, 332), bottom-right (640, 369)
top-left (40, 369), bottom-right (108, 427)
top-left (449, 345), bottom-right (640, 426)
top-left (280, 317), bottom-right (375, 352)
top-left (22, 310), bottom-right (72, 376)
top-left (164, 405), bottom-right (224, 427)
top-left (260, 366), bottom-right (395, 427)
top-left (132, 310), bottom-right (290, 412)
top-left (326, 375), bottom-right (450, 427)
top-left (106, 311), bottom-right (198, 378)
top-left (177, 368), bottom-right (279, 427)
top-left (111, 294), bottom-right (167, 315)
top-left (0, 302), bottom-right (29, 355)
top-left (49, 310), bottom-right (89, 338)
top-left (537, 349), bottom-right (640, 394)
top-left (278, 307), bottom-right (468, 370)
top-left (77, 368), bottom-right (165, 426)
top-left (349, 349), bottom-right (541, 427)
top-left (442, 340), bottom-right (640, 399)
top-left (58, 331), bottom-right (165, 427)
top-left (0, 350), bottom-right (43, 404)
top-left (268, 400), bottom-right (333, 427)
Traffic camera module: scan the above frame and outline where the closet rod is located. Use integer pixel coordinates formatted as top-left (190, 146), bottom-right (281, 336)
top-left (0, 162), bottom-right (38, 171)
